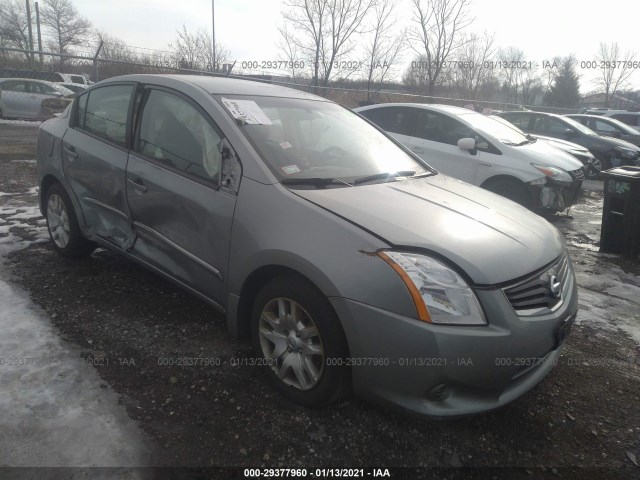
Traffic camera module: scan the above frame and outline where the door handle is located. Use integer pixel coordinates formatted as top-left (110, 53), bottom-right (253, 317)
top-left (63, 146), bottom-right (78, 159)
top-left (410, 146), bottom-right (424, 154)
top-left (127, 177), bottom-right (147, 193)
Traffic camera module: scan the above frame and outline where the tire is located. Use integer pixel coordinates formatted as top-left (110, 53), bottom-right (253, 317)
top-left (586, 154), bottom-right (608, 179)
top-left (251, 275), bottom-right (350, 407)
top-left (44, 183), bottom-right (96, 258)
top-left (484, 178), bottom-right (531, 208)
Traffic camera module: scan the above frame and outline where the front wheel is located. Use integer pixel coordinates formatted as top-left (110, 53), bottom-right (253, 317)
top-left (483, 178), bottom-right (531, 208)
top-left (45, 183), bottom-right (96, 258)
top-left (251, 275), bottom-right (350, 407)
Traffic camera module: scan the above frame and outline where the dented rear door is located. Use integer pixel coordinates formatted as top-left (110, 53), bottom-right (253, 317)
top-left (61, 83), bottom-right (137, 249)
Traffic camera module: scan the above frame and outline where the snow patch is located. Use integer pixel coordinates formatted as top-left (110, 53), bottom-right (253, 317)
top-left (0, 119), bottom-right (42, 126)
top-left (0, 188), bottom-right (152, 467)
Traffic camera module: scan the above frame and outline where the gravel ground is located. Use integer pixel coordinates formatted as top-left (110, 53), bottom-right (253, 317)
top-left (0, 125), bottom-right (639, 479)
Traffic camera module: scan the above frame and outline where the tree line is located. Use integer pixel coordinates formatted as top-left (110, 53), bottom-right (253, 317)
top-left (1, 0), bottom-right (637, 108)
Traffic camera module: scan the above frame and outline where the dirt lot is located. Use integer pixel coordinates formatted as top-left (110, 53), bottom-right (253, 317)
top-left (0, 123), bottom-right (639, 479)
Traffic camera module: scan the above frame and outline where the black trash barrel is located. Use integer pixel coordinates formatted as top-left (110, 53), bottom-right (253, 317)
top-left (599, 166), bottom-right (640, 258)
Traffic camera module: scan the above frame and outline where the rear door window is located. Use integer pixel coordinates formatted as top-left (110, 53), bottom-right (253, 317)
top-left (373, 107), bottom-right (417, 136)
top-left (82, 85), bottom-right (134, 146)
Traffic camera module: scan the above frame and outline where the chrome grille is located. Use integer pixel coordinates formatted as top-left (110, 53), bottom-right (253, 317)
top-left (504, 254), bottom-right (570, 315)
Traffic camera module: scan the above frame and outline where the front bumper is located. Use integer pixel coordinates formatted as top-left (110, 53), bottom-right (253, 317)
top-left (330, 257), bottom-right (578, 418)
top-left (529, 173), bottom-right (583, 212)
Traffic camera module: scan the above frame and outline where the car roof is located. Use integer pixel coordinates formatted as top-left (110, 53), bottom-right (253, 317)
top-left (501, 110), bottom-right (565, 119)
top-left (356, 102), bottom-right (475, 115)
top-left (101, 74), bottom-right (327, 101)
top-left (567, 114), bottom-right (616, 120)
top-left (0, 77), bottom-right (59, 85)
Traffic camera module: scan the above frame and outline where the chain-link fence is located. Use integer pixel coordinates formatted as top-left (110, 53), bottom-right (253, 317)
top-left (1, 45), bottom-right (583, 122)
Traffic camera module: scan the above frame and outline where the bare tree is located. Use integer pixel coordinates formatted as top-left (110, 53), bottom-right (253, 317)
top-left (169, 25), bottom-right (230, 72)
top-left (595, 42), bottom-right (637, 108)
top-left (40, 0), bottom-right (91, 67)
top-left (197, 29), bottom-right (230, 72)
top-left (408, 0), bottom-right (472, 96)
top-left (542, 55), bottom-right (562, 94)
top-left (277, 23), bottom-right (305, 82)
top-left (0, 0), bottom-right (33, 63)
top-left (362, 0), bottom-right (405, 102)
top-left (451, 31), bottom-right (495, 100)
top-left (280, 0), bottom-right (375, 93)
top-left (497, 47), bottom-right (542, 105)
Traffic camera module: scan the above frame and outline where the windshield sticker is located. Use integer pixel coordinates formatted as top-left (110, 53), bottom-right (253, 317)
top-left (281, 164), bottom-right (301, 175)
top-left (221, 98), bottom-right (273, 125)
top-left (280, 141), bottom-right (293, 150)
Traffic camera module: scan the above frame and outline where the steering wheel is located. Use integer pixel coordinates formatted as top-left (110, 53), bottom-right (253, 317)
top-left (322, 146), bottom-right (348, 158)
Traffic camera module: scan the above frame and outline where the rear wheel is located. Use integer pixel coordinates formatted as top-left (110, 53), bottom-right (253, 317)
top-left (251, 275), bottom-right (350, 407)
top-left (45, 183), bottom-right (96, 258)
top-left (484, 178), bottom-right (531, 208)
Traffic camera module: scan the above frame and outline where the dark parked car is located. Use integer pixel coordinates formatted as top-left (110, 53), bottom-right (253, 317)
top-left (565, 114), bottom-right (640, 147)
top-left (498, 111), bottom-right (640, 174)
top-left (583, 109), bottom-right (640, 129)
top-left (36, 74), bottom-right (578, 417)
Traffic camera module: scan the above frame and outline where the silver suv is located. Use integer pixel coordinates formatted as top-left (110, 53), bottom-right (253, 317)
top-left (36, 75), bottom-right (578, 417)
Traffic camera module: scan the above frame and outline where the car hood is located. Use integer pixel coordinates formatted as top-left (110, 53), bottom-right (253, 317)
top-left (534, 135), bottom-right (591, 154)
top-left (293, 174), bottom-right (564, 285)
top-left (511, 141), bottom-right (584, 171)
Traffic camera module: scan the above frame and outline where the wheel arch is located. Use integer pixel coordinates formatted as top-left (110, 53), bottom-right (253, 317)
top-left (480, 173), bottom-right (527, 189)
top-left (40, 174), bottom-right (64, 214)
top-left (228, 263), bottom-right (347, 350)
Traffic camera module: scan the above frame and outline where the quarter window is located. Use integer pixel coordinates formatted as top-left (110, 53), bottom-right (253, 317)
top-left (136, 89), bottom-right (223, 184)
top-left (82, 85), bottom-right (133, 145)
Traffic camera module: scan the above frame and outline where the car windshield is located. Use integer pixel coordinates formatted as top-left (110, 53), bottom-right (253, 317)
top-left (561, 115), bottom-right (597, 135)
top-left (217, 95), bottom-right (430, 184)
top-left (459, 112), bottom-right (529, 145)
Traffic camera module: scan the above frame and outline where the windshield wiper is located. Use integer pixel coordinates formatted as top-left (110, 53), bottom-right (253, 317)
top-left (352, 170), bottom-right (416, 185)
top-left (281, 177), bottom-right (353, 188)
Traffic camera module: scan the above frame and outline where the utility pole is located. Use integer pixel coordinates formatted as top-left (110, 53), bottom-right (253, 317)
top-left (35, 1), bottom-right (43, 67)
top-left (25, 0), bottom-right (34, 66)
top-left (211, 0), bottom-right (216, 72)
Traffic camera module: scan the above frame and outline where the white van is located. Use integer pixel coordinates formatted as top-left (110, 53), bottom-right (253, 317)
top-left (355, 103), bottom-right (585, 212)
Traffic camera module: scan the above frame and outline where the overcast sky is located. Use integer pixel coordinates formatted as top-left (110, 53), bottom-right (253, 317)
top-left (68, 0), bottom-right (640, 92)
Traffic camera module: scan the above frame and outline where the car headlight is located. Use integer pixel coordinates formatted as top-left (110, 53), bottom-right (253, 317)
top-left (615, 146), bottom-right (638, 159)
top-left (531, 164), bottom-right (573, 183)
top-left (379, 251), bottom-right (487, 325)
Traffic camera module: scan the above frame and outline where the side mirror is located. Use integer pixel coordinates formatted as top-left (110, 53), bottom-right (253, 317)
top-left (610, 130), bottom-right (622, 138)
top-left (457, 137), bottom-right (476, 151)
top-left (564, 128), bottom-right (576, 138)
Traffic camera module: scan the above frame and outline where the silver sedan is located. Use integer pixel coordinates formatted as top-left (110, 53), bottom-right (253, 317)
top-left (0, 78), bottom-right (73, 120)
top-left (36, 74), bottom-right (578, 417)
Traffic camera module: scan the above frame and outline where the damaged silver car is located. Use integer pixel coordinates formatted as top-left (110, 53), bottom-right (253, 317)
top-left (36, 75), bottom-right (578, 417)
